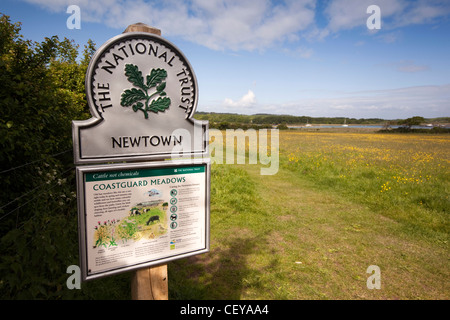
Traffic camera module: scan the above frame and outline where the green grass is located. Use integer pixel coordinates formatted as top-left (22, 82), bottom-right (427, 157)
top-left (168, 131), bottom-right (449, 300)
top-left (281, 132), bottom-right (449, 242)
top-left (169, 165), bottom-right (267, 300)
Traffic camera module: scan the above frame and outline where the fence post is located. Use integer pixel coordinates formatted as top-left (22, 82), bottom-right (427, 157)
top-left (124, 23), bottom-right (168, 300)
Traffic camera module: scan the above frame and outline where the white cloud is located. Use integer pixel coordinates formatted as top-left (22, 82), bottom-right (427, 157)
top-left (22, 0), bottom-right (316, 51)
top-left (324, 0), bottom-right (405, 33)
top-left (375, 31), bottom-right (401, 44)
top-left (379, 60), bottom-right (431, 73)
top-left (224, 90), bottom-right (256, 108)
top-left (393, 0), bottom-right (450, 28)
top-left (395, 60), bottom-right (430, 73)
top-left (283, 46), bottom-right (314, 59)
top-left (322, 0), bottom-right (450, 35)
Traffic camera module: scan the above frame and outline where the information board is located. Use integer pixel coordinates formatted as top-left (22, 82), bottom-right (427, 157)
top-left (76, 159), bottom-right (210, 281)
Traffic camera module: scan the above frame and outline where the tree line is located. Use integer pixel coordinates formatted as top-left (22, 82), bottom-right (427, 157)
top-left (194, 112), bottom-right (449, 129)
top-left (194, 112), bottom-right (386, 126)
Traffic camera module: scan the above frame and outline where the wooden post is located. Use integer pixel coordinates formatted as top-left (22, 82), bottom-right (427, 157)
top-left (131, 264), bottom-right (168, 300)
top-left (123, 22), bottom-right (161, 35)
top-left (125, 23), bottom-right (168, 300)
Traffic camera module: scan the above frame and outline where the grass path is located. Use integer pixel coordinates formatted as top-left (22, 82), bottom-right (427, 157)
top-left (169, 164), bottom-right (449, 300)
top-left (243, 165), bottom-right (448, 299)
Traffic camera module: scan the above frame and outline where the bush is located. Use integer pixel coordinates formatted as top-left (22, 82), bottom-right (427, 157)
top-left (0, 13), bottom-right (100, 299)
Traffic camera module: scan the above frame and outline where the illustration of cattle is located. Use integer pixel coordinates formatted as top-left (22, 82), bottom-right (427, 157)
top-left (146, 215), bottom-right (160, 225)
top-left (130, 208), bottom-right (141, 216)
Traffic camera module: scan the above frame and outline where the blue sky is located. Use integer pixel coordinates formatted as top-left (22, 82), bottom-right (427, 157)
top-left (1, 0), bottom-right (449, 119)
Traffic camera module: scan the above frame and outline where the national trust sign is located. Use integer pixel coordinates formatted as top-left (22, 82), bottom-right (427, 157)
top-left (72, 28), bottom-right (210, 281)
top-left (72, 31), bottom-right (208, 164)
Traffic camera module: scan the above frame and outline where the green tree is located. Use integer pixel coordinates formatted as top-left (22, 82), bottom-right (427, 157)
top-left (0, 13), bottom-right (100, 299)
top-left (398, 116), bottom-right (425, 129)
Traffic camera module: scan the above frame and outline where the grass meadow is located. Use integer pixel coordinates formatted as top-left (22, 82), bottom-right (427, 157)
top-left (168, 130), bottom-right (449, 300)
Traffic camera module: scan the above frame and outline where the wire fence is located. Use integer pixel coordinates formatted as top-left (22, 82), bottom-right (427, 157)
top-left (0, 166), bottom-right (75, 222)
top-left (0, 148), bottom-right (76, 231)
top-left (0, 149), bottom-right (80, 299)
top-left (0, 149), bottom-right (72, 175)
